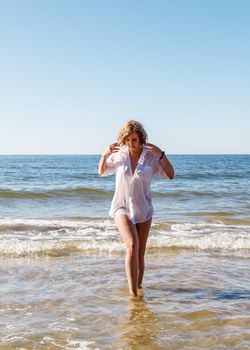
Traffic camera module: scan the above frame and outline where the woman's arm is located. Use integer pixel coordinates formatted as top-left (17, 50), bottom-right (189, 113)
top-left (146, 143), bottom-right (175, 180)
top-left (159, 153), bottom-right (175, 179)
top-left (98, 143), bottom-right (120, 176)
top-left (98, 154), bottom-right (108, 176)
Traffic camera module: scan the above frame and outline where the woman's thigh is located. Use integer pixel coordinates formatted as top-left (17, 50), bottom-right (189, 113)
top-left (115, 214), bottom-right (138, 247)
top-left (136, 218), bottom-right (152, 253)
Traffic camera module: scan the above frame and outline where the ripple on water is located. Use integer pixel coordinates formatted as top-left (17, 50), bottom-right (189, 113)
top-left (0, 250), bottom-right (249, 350)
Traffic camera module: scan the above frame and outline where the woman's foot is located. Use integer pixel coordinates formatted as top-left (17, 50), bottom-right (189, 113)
top-left (129, 292), bottom-right (138, 299)
top-left (137, 286), bottom-right (144, 298)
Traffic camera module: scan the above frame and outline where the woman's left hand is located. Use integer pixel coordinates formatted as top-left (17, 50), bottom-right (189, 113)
top-left (145, 143), bottom-right (162, 158)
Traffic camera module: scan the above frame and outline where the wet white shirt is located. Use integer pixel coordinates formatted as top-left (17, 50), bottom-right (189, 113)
top-left (104, 145), bottom-right (167, 224)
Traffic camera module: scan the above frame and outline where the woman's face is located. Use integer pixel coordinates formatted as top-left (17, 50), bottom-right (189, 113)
top-left (125, 132), bottom-right (141, 151)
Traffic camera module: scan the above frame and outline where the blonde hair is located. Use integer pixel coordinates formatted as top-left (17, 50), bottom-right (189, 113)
top-left (117, 120), bottom-right (148, 145)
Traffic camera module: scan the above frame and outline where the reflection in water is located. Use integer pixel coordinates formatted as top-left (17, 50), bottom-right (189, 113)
top-left (115, 293), bottom-right (164, 350)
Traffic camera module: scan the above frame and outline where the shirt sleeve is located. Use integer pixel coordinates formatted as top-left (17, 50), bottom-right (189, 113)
top-left (103, 153), bottom-right (116, 176)
top-left (153, 158), bottom-right (167, 178)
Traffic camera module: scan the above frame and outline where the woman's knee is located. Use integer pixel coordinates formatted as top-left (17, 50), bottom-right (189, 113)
top-left (138, 248), bottom-right (145, 263)
top-left (125, 238), bottom-right (138, 256)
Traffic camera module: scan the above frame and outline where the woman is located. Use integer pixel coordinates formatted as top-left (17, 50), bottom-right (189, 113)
top-left (98, 120), bottom-right (174, 297)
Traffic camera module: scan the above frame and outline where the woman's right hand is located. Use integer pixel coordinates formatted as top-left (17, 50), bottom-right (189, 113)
top-left (102, 142), bottom-right (120, 157)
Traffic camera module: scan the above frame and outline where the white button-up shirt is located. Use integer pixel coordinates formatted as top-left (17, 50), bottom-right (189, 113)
top-left (104, 145), bottom-right (167, 224)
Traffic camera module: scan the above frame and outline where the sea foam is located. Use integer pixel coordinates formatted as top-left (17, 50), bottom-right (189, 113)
top-left (0, 218), bottom-right (249, 257)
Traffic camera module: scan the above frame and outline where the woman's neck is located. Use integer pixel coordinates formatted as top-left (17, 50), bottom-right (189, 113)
top-left (128, 146), bottom-right (143, 158)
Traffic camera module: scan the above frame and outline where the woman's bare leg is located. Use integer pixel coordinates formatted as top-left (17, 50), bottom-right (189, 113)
top-left (136, 218), bottom-right (152, 288)
top-left (115, 214), bottom-right (139, 296)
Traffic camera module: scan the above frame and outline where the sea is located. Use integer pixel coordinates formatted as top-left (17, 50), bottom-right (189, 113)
top-left (0, 154), bottom-right (249, 350)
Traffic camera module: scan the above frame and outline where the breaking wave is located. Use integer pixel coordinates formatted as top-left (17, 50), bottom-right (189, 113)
top-left (0, 218), bottom-right (249, 257)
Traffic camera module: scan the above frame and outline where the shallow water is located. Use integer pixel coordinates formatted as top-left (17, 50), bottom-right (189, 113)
top-left (0, 155), bottom-right (249, 349)
top-left (1, 250), bottom-right (249, 350)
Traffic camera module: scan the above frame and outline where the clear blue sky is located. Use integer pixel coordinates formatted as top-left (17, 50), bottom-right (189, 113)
top-left (0, 0), bottom-right (249, 154)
